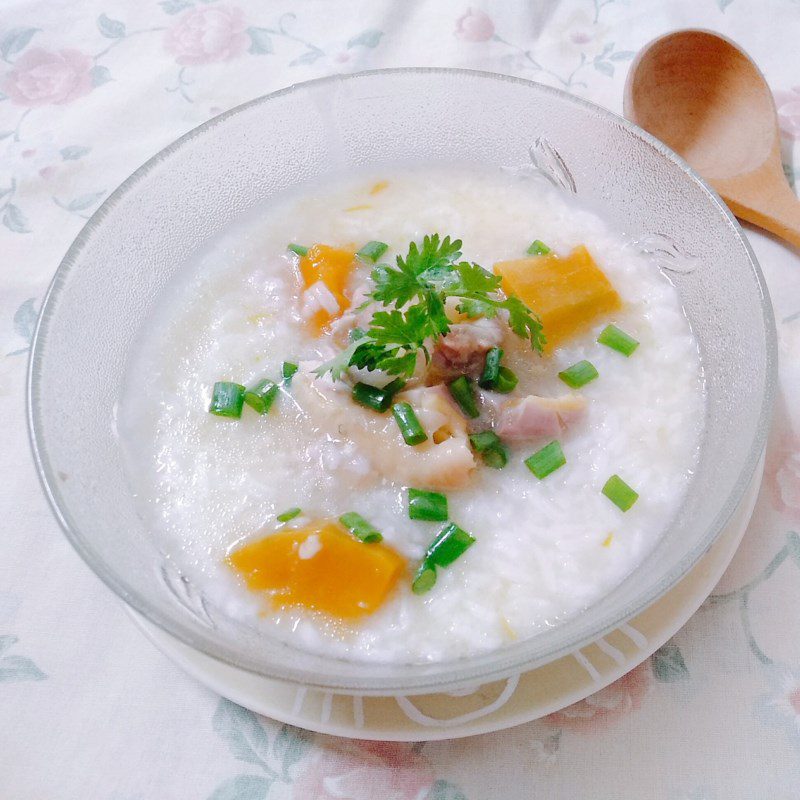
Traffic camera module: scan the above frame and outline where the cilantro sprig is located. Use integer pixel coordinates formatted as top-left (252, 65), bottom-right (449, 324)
top-left (315, 234), bottom-right (544, 380)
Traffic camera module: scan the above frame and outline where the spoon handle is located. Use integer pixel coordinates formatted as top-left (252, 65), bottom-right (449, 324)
top-left (718, 177), bottom-right (800, 250)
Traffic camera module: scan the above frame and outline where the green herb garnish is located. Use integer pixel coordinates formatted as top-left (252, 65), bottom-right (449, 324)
top-left (598, 324), bottom-right (639, 357)
top-left (602, 475), bottom-right (639, 511)
top-left (277, 507), bottom-right (302, 523)
top-left (392, 402), bottom-right (428, 446)
top-left (243, 378), bottom-right (279, 415)
top-left (288, 243), bottom-right (308, 257)
top-left (469, 430), bottom-right (508, 469)
top-left (209, 381), bottom-right (245, 418)
top-left (357, 240), bottom-right (389, 263)
top-left (352, 378), bottom-right (406, 413)
top-left (338, 511), bottom-right (383, 543)
top-left (525, 440), bottom-right (566, 479)
top-left (282, 362), bottom-right (299, 384)
top-left (315, 234), bottom-right (544, 380)
top-left (527, 239), bottom-right (551, 256)
top-left (408, 488), bottom-right (448, 522)
top-left (412, 523), bottom-right (476, 595)
top-left (448, 375), bottom-right (480, 419)
top-left (558, 360), bottom-right (599, 389)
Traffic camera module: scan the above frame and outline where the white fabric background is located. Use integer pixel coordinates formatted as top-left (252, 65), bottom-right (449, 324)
top-left (2, 1), bottom-right (800, 798)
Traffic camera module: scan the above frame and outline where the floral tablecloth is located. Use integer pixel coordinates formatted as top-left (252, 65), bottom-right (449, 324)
top-left (2, 1), bottom-right (800, 798)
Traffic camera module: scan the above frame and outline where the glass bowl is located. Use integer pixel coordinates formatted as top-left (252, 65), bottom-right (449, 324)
top-left (28, 69), bottom-right (776, 695)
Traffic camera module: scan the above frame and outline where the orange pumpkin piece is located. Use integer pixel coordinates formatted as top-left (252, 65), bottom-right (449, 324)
top-left (299, 244), bottom-right (356, 334)
top-left (494, 245), bottom-right (621, 350)
top-left (226, 521), bottom-right (405, 619)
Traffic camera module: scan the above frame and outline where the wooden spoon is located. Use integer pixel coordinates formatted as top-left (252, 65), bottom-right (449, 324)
top-left (624, 29), bottom-right (800, 248)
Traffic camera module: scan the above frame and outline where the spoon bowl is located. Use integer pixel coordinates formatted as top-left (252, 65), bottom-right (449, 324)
top-left (624, 29), bottom-right (800, 248)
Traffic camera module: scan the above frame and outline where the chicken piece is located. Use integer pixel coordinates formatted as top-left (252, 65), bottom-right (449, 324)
top-left (426, 317), bottom-right (505, 384)
top-left (293, 373), bottom-right (475, 490)
top-left (496, 394), bottom-right (586, 442)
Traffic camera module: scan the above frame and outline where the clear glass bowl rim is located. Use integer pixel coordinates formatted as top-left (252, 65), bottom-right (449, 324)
top-left (27, 67), bottom-right (778, 694)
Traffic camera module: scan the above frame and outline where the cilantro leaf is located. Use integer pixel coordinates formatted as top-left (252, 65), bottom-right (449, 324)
top-left (501, 295), bottom-right (546, 351)
top-left (370, 234), bottom-right (462, 306)
top-left (314, 233), bottom-right (544, 382)
top-left (451, 261), bottom-right (502, 294)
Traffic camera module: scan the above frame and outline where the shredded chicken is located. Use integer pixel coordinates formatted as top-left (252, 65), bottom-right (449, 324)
top-left (292, 371), bottom-right (476, 490)
top-left (426, 317), bottom-right (504, 384)
top-left (496, 394), bottom-right (586, 442)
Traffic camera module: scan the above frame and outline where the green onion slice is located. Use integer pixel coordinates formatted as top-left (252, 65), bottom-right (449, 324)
top-left (282, 362), bottom-right (299, 384)
top-left (392, 402), bottom-right (428, 446)
top-left (352, 379), bottom-right (406, 413)
top-left (277, 507), bottom-right (302, 523)
top-left (602, 474), bottom-right (639, 512)
top-left (493, 366), bottom-right (518, 394)
top-left (209, 381), bottom-right (245, 418)
top-left (338, 511), bottom-right (383, 543)
top-left (469, 430), bottom-right (508, 469)
top-left (479, 347), bottom-right (503, 389)
top-left (243, 378), bottom-right (279, 415)
top-left (349, 327), bottom-right (367, 342)
top-left (448, 376), bottom-right (479, 419)
top-left (558, 360), bottom-right (599, 389)
top-left (425, 522), bottom-right (476, 568)
top-left (411, 565), bottom-right (437, 595)
top-left (288, 243), bottom-right (308, 257)
top-left (597, 324), bottom-right (639, 357)
top-left (408, 488), bottom-right (448, 522)
top-left (357, 240), bottom-right (389, 263)
top-left (527, 239), bottom-right (551, 256)
top-left (525, 440), bottom-right (566, 479)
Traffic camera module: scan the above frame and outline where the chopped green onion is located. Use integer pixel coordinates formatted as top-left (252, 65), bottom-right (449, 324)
top-left (527, 239), bottom-right (551, 256)
top-left (425, 523), bottom-right (476, 568)
top-left (277, 507), bottom-right (301, 523)
top-left (448, 376), bottom-right (479, 419)
top-left (282, 362), bottom-right (299, 384)
top-left (558, 360), bottom-right (599, 389)
top-left (392, 402), bottom-right (428, 446)
top-left (598, 324), bottom-right (639, 357)
top-left (243, 378), bottom-right (279, 415)
top-left (479, 346), bottom-right (503, 389)
top-left (602, 474), bottom-right (639, 512)
top-left (209, 381), bottom-right (245, 418)
top-left (288, 243), bottom-right (308, 257)
top-left (469, 431), bottom-right (508, 469)
top-left (357, 240), bottom-right (389, 263)
top-left (493, 366), bottom-right (518, 394)
top-left (338, 511), bottom-right (383, 543)
top-left (412, 523), bottom-right (476, 595)
top-left (352, 379), bottom-right (405, 413)
top-left (525, 440), bottom-right (566, 479)
top-left (408, 488), bottom-right (448, 522)
top-left (411, 565), bottom-right (437, 595)
top-left (349, 327), bottom-right (367, 342)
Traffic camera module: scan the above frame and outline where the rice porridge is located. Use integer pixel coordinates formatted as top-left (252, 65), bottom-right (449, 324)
top-left (118, 166), bottom-right (704, 663)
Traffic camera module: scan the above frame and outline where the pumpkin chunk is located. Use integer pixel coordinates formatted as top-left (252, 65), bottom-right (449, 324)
top-left (299, 244), bottom-right (356, 334)
top-left (227, 521), bottom-right (405, 619)
top-left (494, 245), bottom-right (621, 350)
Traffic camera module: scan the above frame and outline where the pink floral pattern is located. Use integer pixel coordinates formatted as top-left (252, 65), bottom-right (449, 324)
top-left (1, 48), bottom-right (93, 107)
top-left (545, 662), bottom-right (652, 732)
top-left (292, 740), bottom-right (434, 800)
top-left (454, 8), bottom-right (495, 42)
top-left (766, 431), bottom-right (800, 521)
top-left (164, 6), bottom-right (250, 65)
top-left (775, 87), bottom-right (800, 139)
